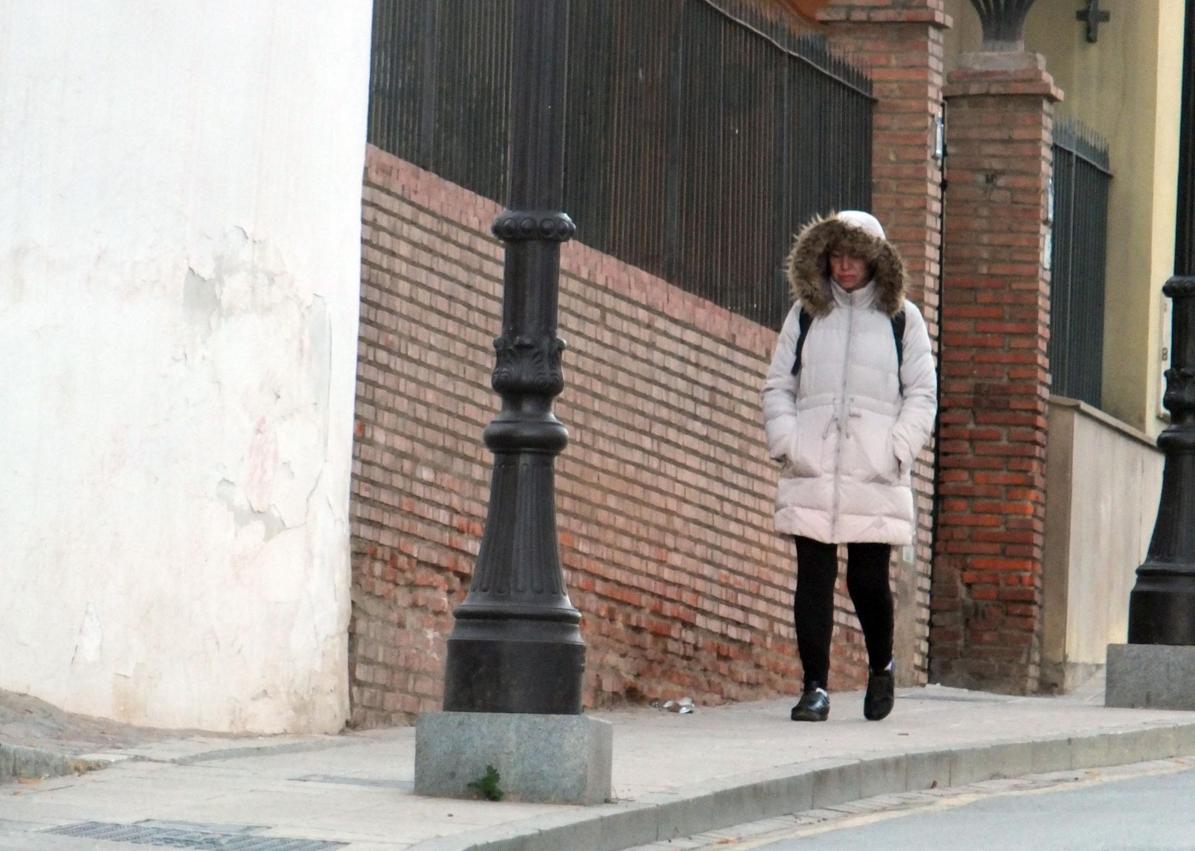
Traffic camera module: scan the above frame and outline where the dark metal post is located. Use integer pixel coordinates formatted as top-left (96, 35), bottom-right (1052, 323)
top-left (1127, 0), bottom-right (1195, 644)
top-left (441, 0), bottom-right (584, 714)
top-left (1176, 0), bottom-right (1195, 279)
top-left (1128, 276), bottom-right (1195, 644)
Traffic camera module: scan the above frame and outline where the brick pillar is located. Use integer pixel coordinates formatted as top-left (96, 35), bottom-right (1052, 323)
top-left (932, 52), bottom-right (1062, 693)
top-left (819, 1), bottom-right (950, 685)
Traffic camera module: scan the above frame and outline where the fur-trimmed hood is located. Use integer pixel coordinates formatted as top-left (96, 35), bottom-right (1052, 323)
top-left (784, 210), bottom-right (907, 318)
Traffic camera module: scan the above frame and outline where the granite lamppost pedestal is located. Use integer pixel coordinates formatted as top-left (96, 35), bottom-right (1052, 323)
top-left (413, 0), bottom-right (612, 804)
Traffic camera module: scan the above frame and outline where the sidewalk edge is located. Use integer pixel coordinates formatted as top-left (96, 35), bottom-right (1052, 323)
top-left (409, 720), bottom-right (1195, 851)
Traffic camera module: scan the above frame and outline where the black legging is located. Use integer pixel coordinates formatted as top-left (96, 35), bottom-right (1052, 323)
top-left (793, 535), bottom-right (893, 690)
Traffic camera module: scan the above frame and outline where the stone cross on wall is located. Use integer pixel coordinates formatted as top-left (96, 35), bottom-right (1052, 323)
top-left (1076, 0), bottom-right (1111, 43)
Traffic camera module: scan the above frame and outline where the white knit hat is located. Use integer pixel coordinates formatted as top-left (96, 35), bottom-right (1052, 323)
top-left (835, 210), bottom-right (886, 240)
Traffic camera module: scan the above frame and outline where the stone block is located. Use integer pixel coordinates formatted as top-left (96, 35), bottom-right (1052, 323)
top-left (1106, 644), bottom-right (1195, 710)
top-left (903, 749), bottom-right (951, 792)
top-left (0, 744), bottom-right (74, 784)
top-left (978, 741), bottom-right (1035, 781)
top-left (1172, 722), bottom-right (1195, 755)
top-left (858, 754), bottom-right (906, 800)
top-left (414, 712), bottom-right (612, 805)
top-left (1068, 733), bottom-right (1111, 770)
top-left (655, 773), bottom-right (796, 842)
top-left (1028, 736), bottom-right (1072, 774)
top-left (809, 759), bottom-right (862, 809)
top-left (948, 745), bottom-right (994, 787)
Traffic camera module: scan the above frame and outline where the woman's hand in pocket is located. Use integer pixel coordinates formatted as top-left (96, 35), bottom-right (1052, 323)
top-left (783, 431), bottom-right (815, 477)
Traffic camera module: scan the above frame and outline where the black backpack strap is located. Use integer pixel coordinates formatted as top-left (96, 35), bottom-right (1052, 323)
top-left (790, 307), bottom-right (814, 376)
top-left (891, 308), bottom-right (907, 395)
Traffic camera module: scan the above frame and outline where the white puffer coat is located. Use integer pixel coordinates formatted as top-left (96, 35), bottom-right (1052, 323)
top-left (761, 212), bottom-right (937, 545)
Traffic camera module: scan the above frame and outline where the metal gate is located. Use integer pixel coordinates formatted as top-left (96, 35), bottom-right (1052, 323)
top-left (1049, 120), bottom-right (1112, 407)
top-left (367, 0), bottom-right (874, 330)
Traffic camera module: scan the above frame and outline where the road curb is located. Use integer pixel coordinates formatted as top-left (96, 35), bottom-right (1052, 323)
top-left (0, 743), bottom-right (115, 785)
top-left (0, 733), bottom-right (351, 785)
top-left (409, 720), bottom-right (1195, 851)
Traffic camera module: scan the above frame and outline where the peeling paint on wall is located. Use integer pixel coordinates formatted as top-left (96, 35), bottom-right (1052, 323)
top-left (70, 605), bottom-right (103, 667)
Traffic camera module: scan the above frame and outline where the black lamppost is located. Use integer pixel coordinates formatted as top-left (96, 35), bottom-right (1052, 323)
top-left (440, 0), bottom-right (584, 715)
top-left (1128, 276), bottom-right (1195, 644)
top-left (1126, 0), bottom-right (1195, 645)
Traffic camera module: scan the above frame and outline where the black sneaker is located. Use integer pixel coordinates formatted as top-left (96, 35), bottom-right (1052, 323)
top-left (864, 669), bottom-right (895, 721)
top-left (790, 687), bottom-right (830, 722)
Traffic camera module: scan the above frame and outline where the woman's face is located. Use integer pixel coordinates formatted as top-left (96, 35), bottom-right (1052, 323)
top-left (829, 249), bottom-right (868, 291)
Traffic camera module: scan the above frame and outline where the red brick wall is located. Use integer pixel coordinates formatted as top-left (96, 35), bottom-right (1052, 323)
top-left (820, 0), bottom-right (950, 683)
top-left (933, 60), bottom-right (1061, 693)
top-left (349, 147), bottom-right (905, 726)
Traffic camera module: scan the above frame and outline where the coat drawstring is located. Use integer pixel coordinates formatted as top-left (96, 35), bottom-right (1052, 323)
top-left (825, 398), bottom-right (862, 440)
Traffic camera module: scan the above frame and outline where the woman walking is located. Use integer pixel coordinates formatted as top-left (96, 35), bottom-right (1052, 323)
top-left (761, 211), bottom-right (936, 722)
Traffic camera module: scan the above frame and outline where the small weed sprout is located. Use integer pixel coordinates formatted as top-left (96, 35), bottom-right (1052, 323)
top-left (467, 764), bottom-right (504, 801)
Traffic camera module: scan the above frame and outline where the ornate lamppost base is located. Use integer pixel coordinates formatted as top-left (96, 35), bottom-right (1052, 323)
top-left (1128, 568), bottom-right (1195, 645)
top-left (443, 619), bottom-right (586, 714)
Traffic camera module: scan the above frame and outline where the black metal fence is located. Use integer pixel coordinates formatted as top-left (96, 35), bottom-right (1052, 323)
top-left (368, 0), bottom-right (874, 331)
top-left (1049, 121), bottom-right (1111, 407)
top-left (1176, 0), bottom-right (1195, 276)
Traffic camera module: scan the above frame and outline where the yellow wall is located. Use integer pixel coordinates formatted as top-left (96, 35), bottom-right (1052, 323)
top-left (942, 0), bottom-right (1187, 434)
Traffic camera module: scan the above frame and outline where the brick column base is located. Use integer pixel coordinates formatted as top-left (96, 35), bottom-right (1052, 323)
top-left (933, 52), bottom-right (1062, 693)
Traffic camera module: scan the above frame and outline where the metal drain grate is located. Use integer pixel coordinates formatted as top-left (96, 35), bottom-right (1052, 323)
top-left (45, 820), bottom-right (347, 850)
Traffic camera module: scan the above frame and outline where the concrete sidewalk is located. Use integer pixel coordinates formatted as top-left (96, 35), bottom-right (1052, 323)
top-left (2, 676), bottom-right (1195, 851)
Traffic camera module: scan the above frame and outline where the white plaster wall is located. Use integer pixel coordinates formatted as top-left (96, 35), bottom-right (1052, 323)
top-left (1043, 398), bottom-right (1164, 688)
top-left (0, 2), bottom-right (373, 732)
top-left (1062, 412), bottom-right (1163, 661)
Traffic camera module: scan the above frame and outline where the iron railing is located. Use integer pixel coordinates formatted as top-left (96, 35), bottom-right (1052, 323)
top-left (1176, 0), bottom-right (1195, 276)
top-left (367, 0), bottom-right (874, 331)
top-left (1049, 120), bottom-right (1111, 407)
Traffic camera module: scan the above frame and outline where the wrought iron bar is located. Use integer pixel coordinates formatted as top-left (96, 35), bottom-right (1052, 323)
top-left (1055, 119), bottom-right (1113, 176)
top-left (695, 0), bottom-right (875, 100)
top-left (1176, 0), bottom-right (1195, 277)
